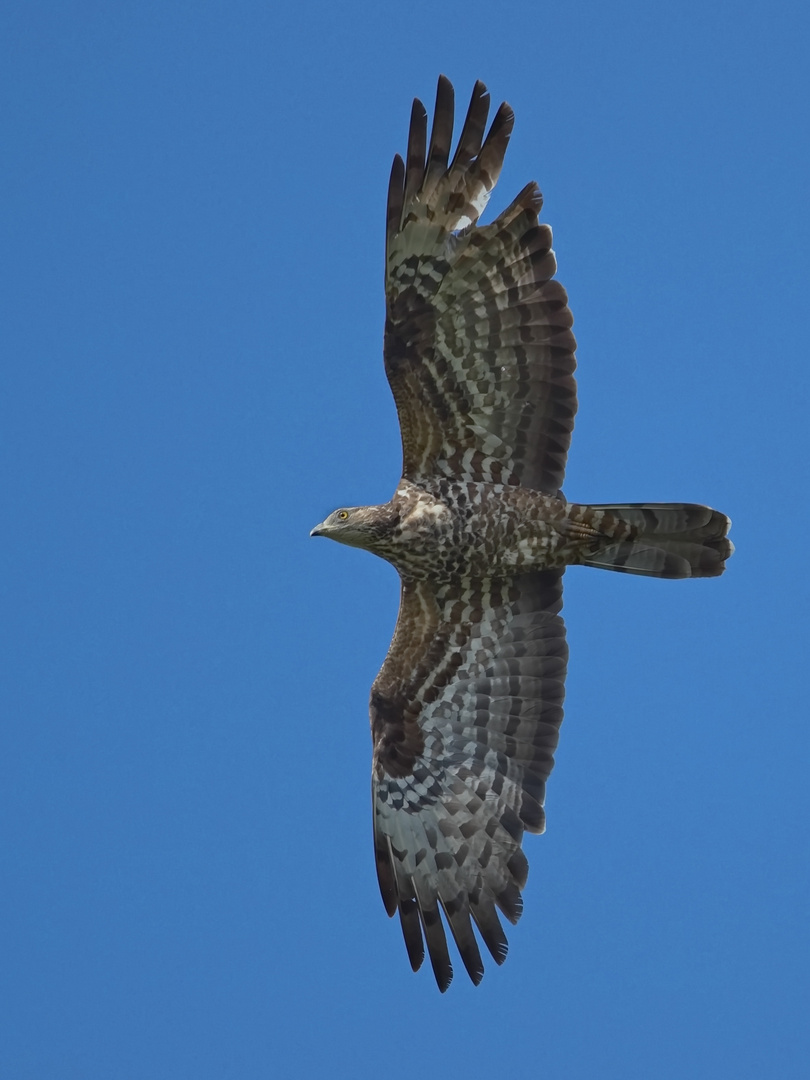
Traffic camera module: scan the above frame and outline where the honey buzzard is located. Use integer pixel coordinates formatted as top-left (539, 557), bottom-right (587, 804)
top-left (310, 76), bottom-right (732, 991)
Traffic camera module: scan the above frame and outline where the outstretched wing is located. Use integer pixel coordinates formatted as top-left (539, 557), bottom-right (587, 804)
top-left (384, 76), bottom-right (577, 495)
top-left (370, 571), bottom-right (567, 990)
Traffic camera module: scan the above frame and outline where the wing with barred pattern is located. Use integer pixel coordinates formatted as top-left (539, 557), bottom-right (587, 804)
top-left (371, 570), bottom-right (567, 990)
top-left (384, 77), bottom-right (577, 495)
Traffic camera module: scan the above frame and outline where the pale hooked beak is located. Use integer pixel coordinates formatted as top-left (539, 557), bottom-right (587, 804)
top-left (310, 522), bottom-right (326, 537)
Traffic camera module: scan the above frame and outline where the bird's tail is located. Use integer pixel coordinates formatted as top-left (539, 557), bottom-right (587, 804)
top-left (577, 503), bottom-right (733, 579)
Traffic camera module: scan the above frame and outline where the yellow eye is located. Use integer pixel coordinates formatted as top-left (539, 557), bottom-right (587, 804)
top-left (337, 510), bottom-right (349, 520)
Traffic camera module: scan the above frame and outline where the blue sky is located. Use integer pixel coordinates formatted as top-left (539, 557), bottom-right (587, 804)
top-left (2, 1), bottom-right (808, 1077)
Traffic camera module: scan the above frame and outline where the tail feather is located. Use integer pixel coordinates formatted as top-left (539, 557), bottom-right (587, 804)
top-left (579, 503), bottom-right (733, 579)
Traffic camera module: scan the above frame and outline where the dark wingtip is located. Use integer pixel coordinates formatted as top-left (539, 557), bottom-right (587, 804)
top-left (449, 79), bottom-right (492, 173)
top-left (422, 75), bottom-right (455, 194)
top-left (435, 74), bottom-right (454, 114)
top-left (472, 78), bottom-right (489, 101)
top-left (386, 152), bottom-right (405, 252)
top-left (398, 897), bottom-right (425, 973)
top-left (403, 97), bottom-right (428, 209)
top-left (433, 960), bottom-right (453, 993)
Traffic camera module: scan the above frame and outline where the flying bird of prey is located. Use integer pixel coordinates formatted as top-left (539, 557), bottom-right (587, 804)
top-left (310, 76), bottom-right (733, 991)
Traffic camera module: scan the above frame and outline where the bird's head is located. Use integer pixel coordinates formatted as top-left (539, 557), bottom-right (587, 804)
top-left (310, 504), bottom-right (396, 551)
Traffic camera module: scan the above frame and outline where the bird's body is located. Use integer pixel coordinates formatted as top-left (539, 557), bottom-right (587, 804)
top-left (330, 481), bottom-right (573, 580)
top-left (321, 481), bottom-right (731, 583)
top-left (310, 76), bottom-right (732, 991)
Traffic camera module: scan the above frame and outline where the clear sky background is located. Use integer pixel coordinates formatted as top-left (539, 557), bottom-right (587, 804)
top-left (2, 2), bottom-right (808, 1077)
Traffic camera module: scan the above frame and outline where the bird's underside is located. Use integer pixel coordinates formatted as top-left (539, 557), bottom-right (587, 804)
top-left (310, 76), bottom-right (732, 991)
